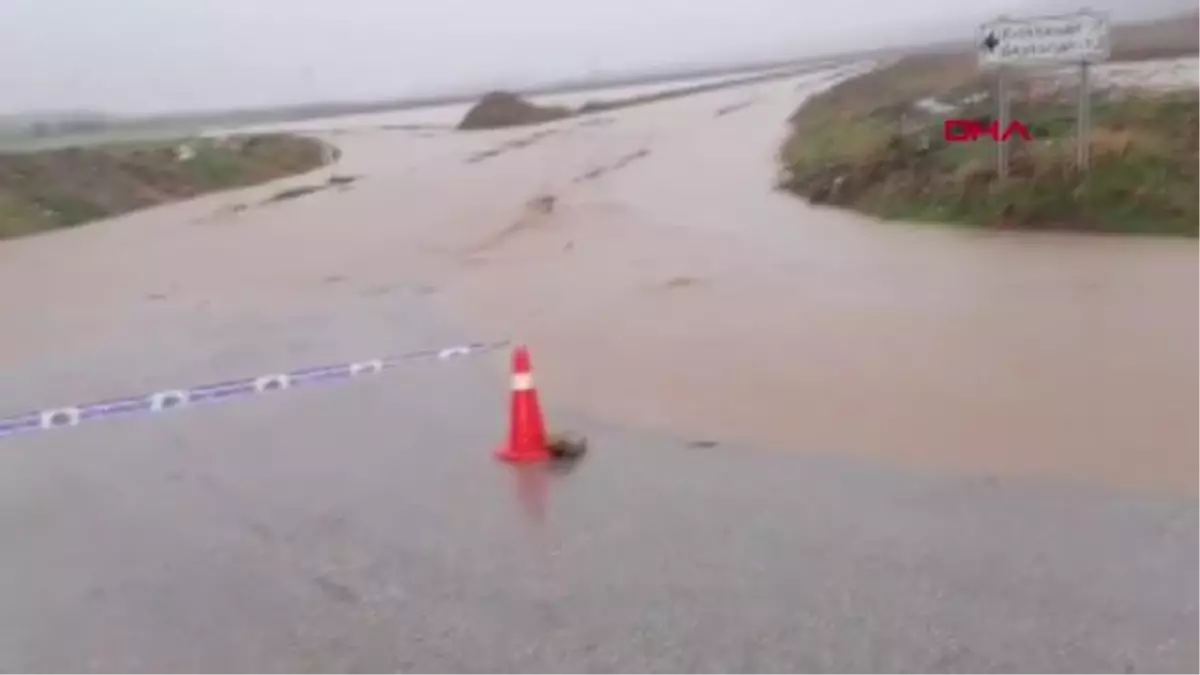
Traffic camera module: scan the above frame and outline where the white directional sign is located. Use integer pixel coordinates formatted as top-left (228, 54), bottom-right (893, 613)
top-left (978, 11), bottom-right (1111, 67)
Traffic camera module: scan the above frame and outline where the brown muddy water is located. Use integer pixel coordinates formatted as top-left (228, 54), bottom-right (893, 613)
top-left (1, 68), bottom-right (1196, 496)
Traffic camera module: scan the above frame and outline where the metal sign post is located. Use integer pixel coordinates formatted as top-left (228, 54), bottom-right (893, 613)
top-left (997, 67), bottom-right (1010, 178)
top-left (1077, 62), bottom-right (1092, 171)
top-left (977, 9), bottom-right (1110, 176)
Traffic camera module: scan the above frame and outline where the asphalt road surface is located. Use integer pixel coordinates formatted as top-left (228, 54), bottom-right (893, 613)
top-left (0, 288), bottom-right (1195, 672)
top-left (1, 68), bottom-right (1196, 672)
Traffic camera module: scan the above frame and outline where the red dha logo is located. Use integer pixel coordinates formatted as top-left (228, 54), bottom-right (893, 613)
top-left (944, 119), bottom-right (1033, 142)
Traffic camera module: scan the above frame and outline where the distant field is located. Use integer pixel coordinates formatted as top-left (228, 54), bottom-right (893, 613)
top-left (0, 59), bottom-right (839, 153)
top-left (205, 65), bottom-right (817, 136)
top-left (0, 125), bottom-right (214, 154)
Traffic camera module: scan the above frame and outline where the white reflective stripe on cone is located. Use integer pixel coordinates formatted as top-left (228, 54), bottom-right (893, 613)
top-left (511, 373), bottom-right (534, 391)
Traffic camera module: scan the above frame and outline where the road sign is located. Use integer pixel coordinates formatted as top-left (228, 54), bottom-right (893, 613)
top-left (976, 9), bottom-right (1107, 177)
top-left (977, 11), bottom-right (1111, 68)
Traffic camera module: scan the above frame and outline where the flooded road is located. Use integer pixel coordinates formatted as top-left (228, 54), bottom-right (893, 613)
top-left (431, 71), bottom-right (1198, 496)
top-left (0, 66), bottom-right (1196, 672)
top-left (2, 67), bottom-right (1196, 496)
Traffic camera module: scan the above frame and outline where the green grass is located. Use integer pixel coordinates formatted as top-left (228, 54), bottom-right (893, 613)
top-left (0, 192), bottom-right (55, 239)
top-left (33, 194), bottom-right (110, 226)
top-left (779, 55), bottom-right (1199, 237)
top-left (186, 147), bottom-right (250, 188)
top-left (0, 134), bottom-right (330, 240)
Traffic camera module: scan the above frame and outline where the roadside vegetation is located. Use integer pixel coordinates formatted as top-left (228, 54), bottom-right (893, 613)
top-left (778, 13), bottom-right (1199, 237)
top-left (0, 134), bottom-right (331, 240)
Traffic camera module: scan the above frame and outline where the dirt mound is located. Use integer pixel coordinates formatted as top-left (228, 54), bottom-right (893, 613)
top-left (457, 92), bottom-right (571, 130)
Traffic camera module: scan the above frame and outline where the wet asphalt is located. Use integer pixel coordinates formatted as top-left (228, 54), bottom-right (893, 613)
top-left (0, 286), bottom-right (1196, 673)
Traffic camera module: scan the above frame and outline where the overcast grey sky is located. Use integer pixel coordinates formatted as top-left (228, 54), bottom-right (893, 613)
top-left (0, 0), bottom-right (1188, 115)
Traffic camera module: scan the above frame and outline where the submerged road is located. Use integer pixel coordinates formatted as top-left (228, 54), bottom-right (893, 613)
top-left (0, 68), bottom-right (1196, 671)
top-left (1, 331), bottom-right (1194, 671)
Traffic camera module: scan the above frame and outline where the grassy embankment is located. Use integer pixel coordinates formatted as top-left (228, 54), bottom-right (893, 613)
top-left (0, 134), bottom-right (331, 240)
top-left (778, 14), bottom-right (1199, 237)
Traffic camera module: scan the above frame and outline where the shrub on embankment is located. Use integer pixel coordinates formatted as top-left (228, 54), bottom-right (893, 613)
top-left (778, 17), bottom-right (1200, 238)
top-left (0, 134), bottom-right (330, 240)
top-left (457, 92), bottom-right (573, 130)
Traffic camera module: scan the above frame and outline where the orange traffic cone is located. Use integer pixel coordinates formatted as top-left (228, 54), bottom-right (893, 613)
top-left (496, 345), bottom-right (551, 463)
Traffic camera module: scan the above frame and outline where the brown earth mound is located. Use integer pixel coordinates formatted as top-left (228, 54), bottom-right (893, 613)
top-left (457, 92), bottom-right (571, 130)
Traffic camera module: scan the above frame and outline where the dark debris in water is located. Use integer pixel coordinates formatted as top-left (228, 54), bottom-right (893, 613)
top-left (548, 431), bottom-right (588, 459)
top-left (264, 184), bottom-right (323, 203)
